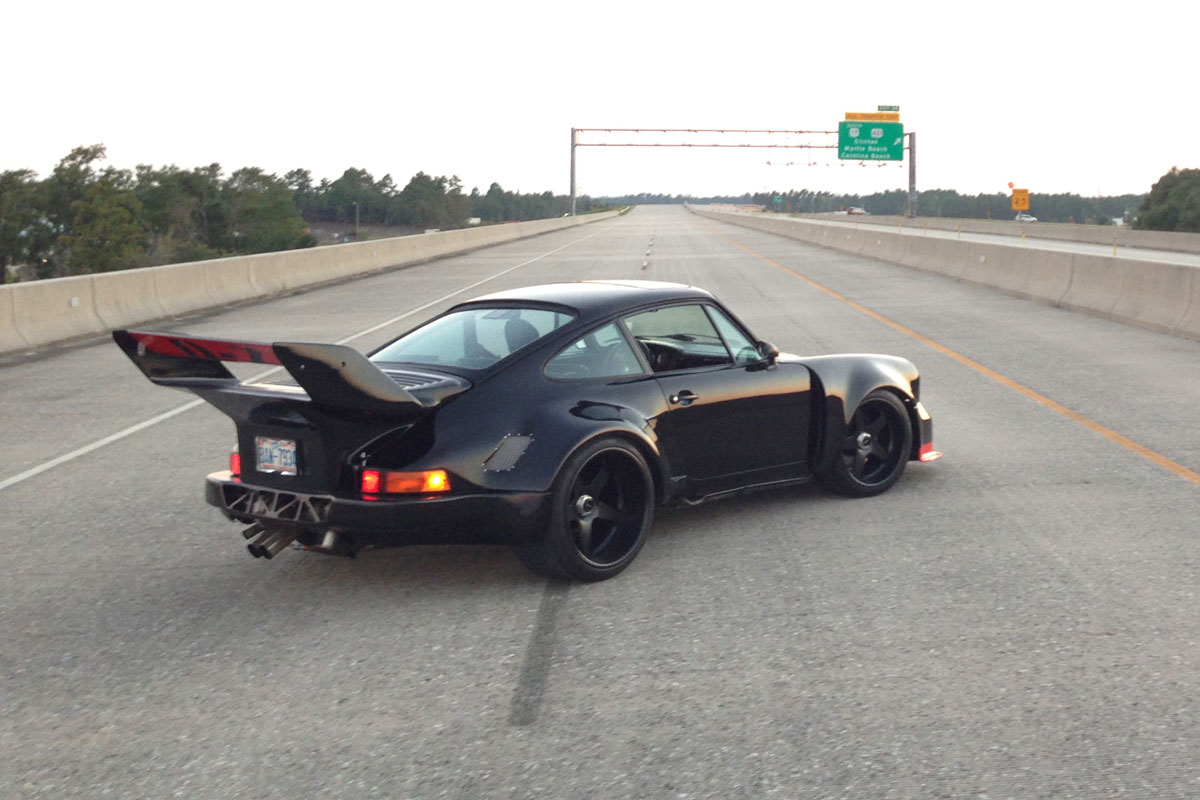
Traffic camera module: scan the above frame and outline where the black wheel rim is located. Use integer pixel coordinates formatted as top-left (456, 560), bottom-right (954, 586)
top-left (840, 399), bottom-right (905, 486)
top-left (566, 451), bottom-right (648, 568)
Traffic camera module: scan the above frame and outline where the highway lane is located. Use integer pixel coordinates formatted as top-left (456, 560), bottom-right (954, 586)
top-left (3, 205), bottom-right (1199, 798)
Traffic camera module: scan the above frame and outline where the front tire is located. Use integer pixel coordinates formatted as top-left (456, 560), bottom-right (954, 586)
top-left (514, 437), bottom-right (654, 581)
top-left (823, 390), bottom-right (912, 498)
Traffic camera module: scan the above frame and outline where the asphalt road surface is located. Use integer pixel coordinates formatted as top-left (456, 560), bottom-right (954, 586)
top-left (3, 205), bottom-right (1199, 798)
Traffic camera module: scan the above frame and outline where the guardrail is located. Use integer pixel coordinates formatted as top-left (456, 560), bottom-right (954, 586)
top-left (689, 206), bottom-right (1200, 341)
top-left (0, 211), bottom-right (622, 356)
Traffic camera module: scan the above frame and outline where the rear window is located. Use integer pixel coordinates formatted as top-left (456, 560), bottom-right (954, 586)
top-left (372, 306), bottom-right (575, 370)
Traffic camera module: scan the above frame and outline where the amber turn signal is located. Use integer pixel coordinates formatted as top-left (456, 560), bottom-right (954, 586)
top-left (361, 469), bottom-right (451, 495)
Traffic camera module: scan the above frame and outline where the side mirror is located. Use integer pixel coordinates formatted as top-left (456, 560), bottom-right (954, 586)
top-left (757, 341), bottom-right (780, 366)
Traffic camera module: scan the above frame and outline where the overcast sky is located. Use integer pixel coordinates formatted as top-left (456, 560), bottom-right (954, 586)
top-left (4, 1), bottom-right (1195, 200)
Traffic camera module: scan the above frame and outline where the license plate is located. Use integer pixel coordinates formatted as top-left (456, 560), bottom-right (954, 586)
top-left (255, 436), bottom-right (298, 475)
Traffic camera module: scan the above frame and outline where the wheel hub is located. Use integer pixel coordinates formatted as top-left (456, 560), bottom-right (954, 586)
top-left (574, 494), bottom-right (596, 516)
top-left (856, 432), bottom-right (873, 450)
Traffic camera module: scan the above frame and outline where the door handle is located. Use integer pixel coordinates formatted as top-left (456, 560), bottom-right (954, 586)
top-left (669, 390), bottom-right (698, 406)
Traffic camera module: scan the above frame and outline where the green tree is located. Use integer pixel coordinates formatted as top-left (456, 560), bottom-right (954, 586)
top-left (396, 172), bottom-right (448, 228)
top-left (283, 168), bottom-right (318, 220)
top-left (221, 167), bottom-right (314, 253)
top-left (135, 164), bottom-right (224, 264)
top-left (474, 182), bottom-right (507, 222)
top-left (322, 167), bottom-right (377, 226)
top-left (64, 179), bottom-right (147, 273)
top-left (0, 170), bottom-right (47, 281)
top-left (36, 144), bottom-right (111, 275)
top-left (442, 175), bottom-right (472, 226)
top-left (1134, 167), bottom-right (1200, 232)
top-left (44, 144), bottom-right (108, 233)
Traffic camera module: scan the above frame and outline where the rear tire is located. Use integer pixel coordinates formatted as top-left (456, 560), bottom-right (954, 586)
top-left (514, 437), bottom-right (654, 581)
top-left (822, 390), bottom-right (912, 498)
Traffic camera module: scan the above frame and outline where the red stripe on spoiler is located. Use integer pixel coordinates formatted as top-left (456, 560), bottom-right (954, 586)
top-left (124, 331), bottom-right (282, 365)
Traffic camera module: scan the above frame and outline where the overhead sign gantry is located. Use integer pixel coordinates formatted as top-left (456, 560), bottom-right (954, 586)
top-left (570, 114), bottom-right (918, 217)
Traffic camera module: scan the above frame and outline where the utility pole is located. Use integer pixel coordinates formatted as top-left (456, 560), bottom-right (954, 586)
top-left (569, 128), bottom-right (578, 216)
top-left (907, 132), bottom-right (917, 218)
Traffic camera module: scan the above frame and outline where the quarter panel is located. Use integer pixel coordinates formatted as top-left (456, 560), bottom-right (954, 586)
top-left (419, 360), bottom-right (671, 496)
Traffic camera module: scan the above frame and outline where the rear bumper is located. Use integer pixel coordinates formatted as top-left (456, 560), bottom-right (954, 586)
top-left (205, 471), bottom-right (552, 547)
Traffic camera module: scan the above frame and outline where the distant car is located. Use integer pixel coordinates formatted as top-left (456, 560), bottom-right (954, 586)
top-left (847, 207), bottom-right (869, 215)
top-left (114, 280), bottom-right (940, 582)
top-left (1015, 213), bottom-right (1037, 222)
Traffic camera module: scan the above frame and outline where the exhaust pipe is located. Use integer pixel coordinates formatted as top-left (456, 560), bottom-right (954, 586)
top-left (244, 525), bottom-right (297, 559)
top-left (245, 525), bottom-right (275, 558)
top-left (297, 530), bottom-right (357, 558)
top-left (258, 528), bottom-right (299, 559)
top-left (240, 523), bottom-right (312, 559)
top-left (242, 522), bottom-right (266, 540)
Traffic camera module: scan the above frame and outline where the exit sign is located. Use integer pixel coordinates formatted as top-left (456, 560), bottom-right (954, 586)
top-left (838, 121), bottom-right (905, 161)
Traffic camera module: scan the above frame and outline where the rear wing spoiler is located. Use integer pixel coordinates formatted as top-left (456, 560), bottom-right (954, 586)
top-left (113, 329), bottom-right (429, 417)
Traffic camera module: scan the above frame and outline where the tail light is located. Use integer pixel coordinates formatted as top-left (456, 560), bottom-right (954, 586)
top-left (230, 447), bottom-right (242, 481)
top-left (918, 442), bottom-right (943, 462)
top-left (361, 469), bottom-right (451, 496)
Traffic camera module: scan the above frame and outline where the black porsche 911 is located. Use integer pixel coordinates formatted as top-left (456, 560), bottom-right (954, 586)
top-left (114, 280), bottom-right (939, 581)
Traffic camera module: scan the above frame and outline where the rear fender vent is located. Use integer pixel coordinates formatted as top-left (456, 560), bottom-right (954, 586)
top-left (484, 435), bottom-right (533, 472)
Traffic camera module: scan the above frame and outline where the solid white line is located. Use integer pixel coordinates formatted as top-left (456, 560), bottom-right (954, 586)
top-left (0, 229), bottom-right (609, 492)
top-left (0, 399), bottom-right (204, 491)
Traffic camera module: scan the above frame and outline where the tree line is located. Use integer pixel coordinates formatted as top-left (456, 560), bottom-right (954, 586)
top-left (0, 145), bottom-right (604, 281)
top-left (610, 169), bottom-right (1196, 230)
top-left (3, 146), bottom-right (1194, 283)
top-left (1134, 168), bottom-right (1200, 232)
top-left (608, 188), bottom-right (1147, 225)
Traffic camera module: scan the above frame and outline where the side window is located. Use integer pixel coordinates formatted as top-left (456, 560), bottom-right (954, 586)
top-left (623, 304), bottom-right (733, 373)
top-left (545, 322), bottom-right (644, 380)
top-left (706, 305), bottom-right (760, 366)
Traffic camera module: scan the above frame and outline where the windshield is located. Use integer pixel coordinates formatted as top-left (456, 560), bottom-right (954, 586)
top-left (371, 306), bottom-right (576, 370)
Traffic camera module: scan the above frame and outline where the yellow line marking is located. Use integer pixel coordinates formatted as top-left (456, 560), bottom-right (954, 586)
top-left (721, 234), bottom-right (1200, 487)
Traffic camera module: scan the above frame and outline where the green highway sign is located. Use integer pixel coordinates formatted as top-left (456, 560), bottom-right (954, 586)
top-left (838, 121), bottom-right (905, 161)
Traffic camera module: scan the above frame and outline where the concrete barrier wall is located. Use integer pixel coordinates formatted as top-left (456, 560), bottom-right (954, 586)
top-left (897, 235), bottom-right (968, 280)
top-left (1175, 275), bottom-right (1200, 339)
top-left (93, 267), bottom-right (169, 329)
top-left (0, 211), bottom-right (621, 356)
top-left (814, 214), bottom-right (1200, 255)
top-left (1016, 249), bottom-right (1074, 304)
top-left (9, 276), bottom-right (105, 348)
top-left (1106, 259), bottom-right (1196, 334)
top-left (0, 287), bottom-right (26, 353)
top-left (689, 205), bottom-right (1200, 341)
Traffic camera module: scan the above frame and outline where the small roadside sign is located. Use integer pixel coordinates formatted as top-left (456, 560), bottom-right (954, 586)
top-left (1011, 189), bottom-right (1030, 211)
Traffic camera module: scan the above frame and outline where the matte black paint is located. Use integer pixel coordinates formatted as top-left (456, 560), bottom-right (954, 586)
top-left (114, 280), bottom-right (933, 554)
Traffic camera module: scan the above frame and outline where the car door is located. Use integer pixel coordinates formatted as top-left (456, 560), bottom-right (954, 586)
top-left (623, 303), bottom-right (811, 494)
